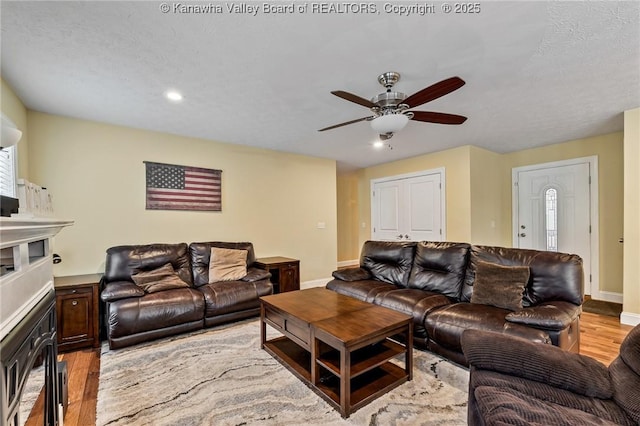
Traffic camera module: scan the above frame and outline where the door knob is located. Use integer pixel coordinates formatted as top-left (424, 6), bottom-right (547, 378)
top-left (397, 234), bottom-right (403, 239)
top-left (519, 233), bottom-right (526, 237)
top-left (520, 225), bottom-right (526, 229)
top-left (404, 234), bottom-right (410, 239)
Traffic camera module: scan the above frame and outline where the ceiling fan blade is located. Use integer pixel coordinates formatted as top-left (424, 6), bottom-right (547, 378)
top-left (402, 77), bottom-right (466, 108)
top-left (331, 91), bottom-right (376, 108)
top-left (318, 116), bottom-right (374, 132)
top-left (411, 111), bottom-right (467, 125)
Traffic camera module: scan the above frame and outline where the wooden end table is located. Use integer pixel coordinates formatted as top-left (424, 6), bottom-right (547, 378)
top-left (254, 257), bottom-right (300, 293)
top-left (260, 288), bottom-right (412, 418)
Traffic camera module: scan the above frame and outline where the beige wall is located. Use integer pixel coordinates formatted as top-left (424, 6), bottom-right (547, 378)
top-left (27, 112), bottom-right (338, 282)
top-left (469, 146), bottom-right (506, 246)
top-left (1, 77), bottom-right (29, 179)
top-left (504, 133), bottom-right (624, 295)
top-left (355, 145), bottom-right (473, 252)
top-left (623, 108), bottom-right (640, 323)
top-left (336, 172), bottom-right (360, 262)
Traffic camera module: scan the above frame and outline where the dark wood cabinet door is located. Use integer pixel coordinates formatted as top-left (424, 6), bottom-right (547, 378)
top-left (57, 288), bottom-right (93, 344)
top-left (254, 257), bottom-right (300, 293)
top-left (280, 264), bottom-right (300, 293)
top-left (54, 275), bottom-right (101, 352)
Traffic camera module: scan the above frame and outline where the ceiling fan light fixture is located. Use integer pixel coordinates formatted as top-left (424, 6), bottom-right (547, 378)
top-left (165, 90), bottom-right (183, 102)
top-left (370, 114), bottom-right (409, 134)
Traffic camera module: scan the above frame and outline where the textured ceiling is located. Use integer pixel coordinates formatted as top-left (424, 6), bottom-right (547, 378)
top-left (1, 1), bottom-right (638, 171)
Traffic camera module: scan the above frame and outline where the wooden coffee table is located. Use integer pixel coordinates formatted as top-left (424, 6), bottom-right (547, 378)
top-left (260, 287), bottom-right (413, 418)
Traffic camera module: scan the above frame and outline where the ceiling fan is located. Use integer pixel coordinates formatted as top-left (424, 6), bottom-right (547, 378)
top-left (319, 72), bottom-right (467, 140)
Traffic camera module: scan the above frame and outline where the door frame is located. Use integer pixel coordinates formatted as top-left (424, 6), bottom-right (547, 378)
top-left (371, 167), bottom-right (446, 241)
top-left (511, 156), bottom-right (600, 298)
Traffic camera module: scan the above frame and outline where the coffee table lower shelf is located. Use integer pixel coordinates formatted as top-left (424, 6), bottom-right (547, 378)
top-left (263, 336), bottom-right (409, 417)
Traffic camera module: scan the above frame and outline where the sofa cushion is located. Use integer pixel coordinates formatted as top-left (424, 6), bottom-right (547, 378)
top-left (461, 245), bottom-right (583, 306)
top-left (105, 243), bottom-right (193, 286)
top-left (241, 267), bottom-right (271, 282)
top-left (360, 241), bottom-right (416, 287)
top-left (425, 303), bottom-right (550, 353)
top-left (462, 329), bottom-right (612, 399)
top-left (474, 386), bottom-right (623, 426)
top-left (619, 323), bottom-right (640, 376)
top-left (326, 279), bottom-right (397, 303)
top-left (332, 267), bottom-right (372, 282)
top-left (470, 260), bottom-right (529, 311)
top-left (610, 325), bottom-right (640, 424)
top-left (209, 247), bottom-right (247, 282)
top-left (198, 280), bottom-right (272, 317)
top-left (189, 242), bottom-right (256, 287)
top-left (131, 263), bottom-right (191, 293)
top-left (506, 301), bottom-right (581, 331)
top-left (373, 289), bottom-right (452, 337)
top-left (408, 241), bottom-right (470, 300)
top-left (470, 370), bottom-right (635, 425)
top-left (101, 281), bottom-right (145, 302)
top-left (106, 288), bottom-right (205, 339)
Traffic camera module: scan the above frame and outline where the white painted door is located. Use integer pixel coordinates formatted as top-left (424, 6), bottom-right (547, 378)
top-left (514, 161), bottom-right (592, 291)
top-left (372, 179), bottom-right (403, 241)
top-left (372, 171), bottom-right (443, 242)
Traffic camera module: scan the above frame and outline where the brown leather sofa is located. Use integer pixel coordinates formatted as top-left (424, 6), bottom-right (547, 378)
top-left (327, 241), bottom-right (583, 366)
top-left (462, 325), bottom-right (640, 425)
top-left (100, 242), bottom-right (272, 349)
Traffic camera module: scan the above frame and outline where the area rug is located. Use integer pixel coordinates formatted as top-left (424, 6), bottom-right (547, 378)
top-left (96, 319), bottom-right (469, 425)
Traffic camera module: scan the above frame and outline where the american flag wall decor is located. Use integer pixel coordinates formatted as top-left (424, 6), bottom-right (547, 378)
top-left (144, 161), bottom-right (222, 211)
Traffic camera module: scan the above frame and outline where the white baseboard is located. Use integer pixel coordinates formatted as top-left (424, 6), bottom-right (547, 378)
top-left (337, 260), bottom-right (358, 268)
top-left (589, 290), bottom-right (623, 304)
top-left (620, 311), bottom-right (640, 327)
top-left (301, 278), bottom-right (331, 290)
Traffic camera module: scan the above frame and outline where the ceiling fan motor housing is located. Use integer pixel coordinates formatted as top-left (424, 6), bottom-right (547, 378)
top-left (371, 91), bottom-right (407, 111)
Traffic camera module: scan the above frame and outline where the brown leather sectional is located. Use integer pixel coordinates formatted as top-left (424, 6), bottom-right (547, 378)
top-left (100, 242), bottom-right (273, 349)
top-left (327, 241), bottom-right (584, 366)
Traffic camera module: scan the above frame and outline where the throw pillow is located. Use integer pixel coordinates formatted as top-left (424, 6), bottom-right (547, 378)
top-left (470, 260), bottom-right (529, 311)
top-left (209, 247), bottom-right (248, 283)
top-left (131, 263), bottom-right (190, 293)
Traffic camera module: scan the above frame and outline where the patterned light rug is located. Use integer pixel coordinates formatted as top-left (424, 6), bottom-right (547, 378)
top-left (96, 319), bottom-right (469, 426)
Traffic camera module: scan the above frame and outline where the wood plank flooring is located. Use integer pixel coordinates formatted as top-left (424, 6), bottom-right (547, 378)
top-left (24, 312), bottom-right (634, 426)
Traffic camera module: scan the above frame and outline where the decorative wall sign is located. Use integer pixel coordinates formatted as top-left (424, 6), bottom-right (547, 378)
top-left (144, 161), bottom-right (222, 211)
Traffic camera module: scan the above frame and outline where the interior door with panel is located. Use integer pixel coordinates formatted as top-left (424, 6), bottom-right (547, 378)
top-left (372, 179), bottom-right (404, 241)
top-left (372, 170), bottom-right (444, 242)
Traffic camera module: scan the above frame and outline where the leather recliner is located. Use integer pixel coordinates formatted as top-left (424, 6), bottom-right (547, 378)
top-left (462, 324), bottom-right (640, 425)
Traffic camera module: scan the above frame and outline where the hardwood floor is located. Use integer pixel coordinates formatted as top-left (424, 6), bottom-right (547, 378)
top-left (25, 312), bottom-right (634, 426)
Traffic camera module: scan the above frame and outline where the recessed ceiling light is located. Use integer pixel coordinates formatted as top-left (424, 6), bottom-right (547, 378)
top-left (373, 140), bottom-right (384, 149)
top-left (165, 91), bottom-right (183, 102)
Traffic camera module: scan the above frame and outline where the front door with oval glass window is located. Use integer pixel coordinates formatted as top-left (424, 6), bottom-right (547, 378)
top-left (513, 160), bottom-right (593, 293)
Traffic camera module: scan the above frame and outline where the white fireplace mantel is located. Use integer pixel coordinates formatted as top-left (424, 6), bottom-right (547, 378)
top-left (0, 217), bottom-right (74, 341)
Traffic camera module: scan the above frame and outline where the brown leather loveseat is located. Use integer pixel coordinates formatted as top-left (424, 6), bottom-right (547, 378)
top-left (327, 241), bottom-right (583, 366)
top-left (100, 242), bottom-right (272, 349)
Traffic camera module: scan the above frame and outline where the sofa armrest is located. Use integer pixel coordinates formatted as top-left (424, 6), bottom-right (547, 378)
top-left (505, 301), bottom-right (581, 331)
top-left (242, 267), bottom-right (271, 282)
top-left (332, 267), bottom-right (372, 282)
top-left (101, 281), bottom-right (145, 302)
top-left (461, 329), bottom-right (613, 399)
